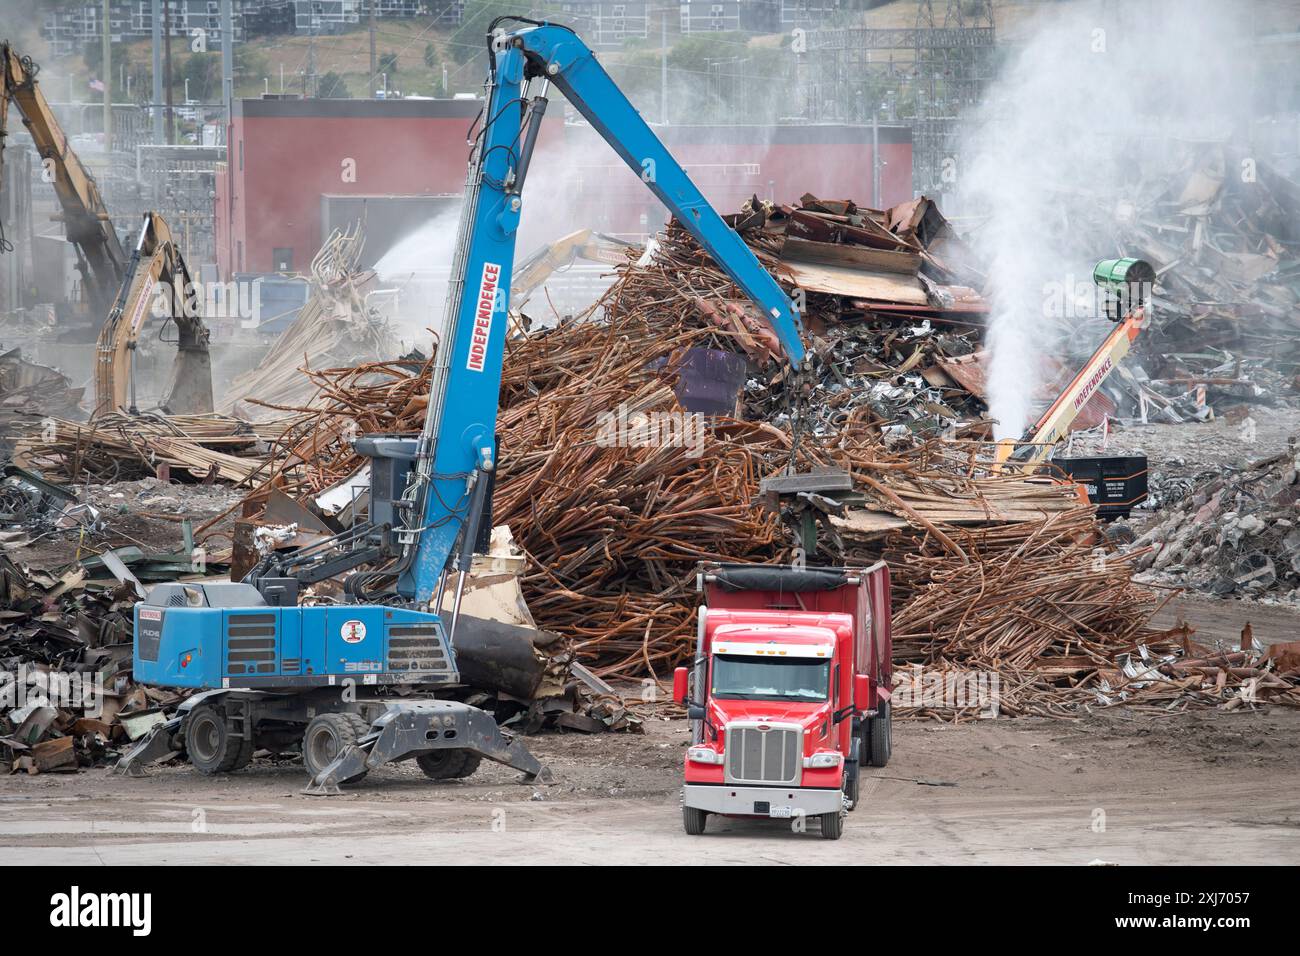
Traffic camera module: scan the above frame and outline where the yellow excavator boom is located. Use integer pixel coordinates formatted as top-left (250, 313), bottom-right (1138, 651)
top-left (94, 212), bottom-right (212, 417)
top-left (1, 42), bottom-right (126, 315)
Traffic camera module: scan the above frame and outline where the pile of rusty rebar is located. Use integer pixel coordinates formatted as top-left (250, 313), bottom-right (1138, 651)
top-left (214, 201), bottom-right (1300, 715)
top-left (13, 413), bottom-right (281, 485)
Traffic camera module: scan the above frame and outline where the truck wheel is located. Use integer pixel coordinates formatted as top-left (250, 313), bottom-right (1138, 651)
top-left (682, 806), bottom-right (708, 835)
top-left (866, 701), bottom-right (892, 768)
top-left (416, 749), bottom-right (482, 780)
top-left (302, 713), bottom-right (368, 784)
top-left (820, 811), bottom-right (844, 840)
top-left (186, 703), bottom-right (246, 775)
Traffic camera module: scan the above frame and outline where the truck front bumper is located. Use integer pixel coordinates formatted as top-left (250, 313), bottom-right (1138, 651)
top-left (683, 783), bottom-right (844, 818)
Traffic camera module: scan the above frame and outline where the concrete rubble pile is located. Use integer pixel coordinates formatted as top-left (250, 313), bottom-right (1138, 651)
top-left (1133, 438), bottom-right (1300, 600)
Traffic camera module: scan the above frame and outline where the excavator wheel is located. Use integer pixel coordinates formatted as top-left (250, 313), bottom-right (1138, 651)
top-left (302, 713), bottom-right (368, 785)
top-left (819, 811), bottom-right (844, 840)
top-left (416, 749), bottom-right (483, 781)
top-left (344, 713), bottom-right (373, 739)
top-left (185, 703), bottom-right (248, 775)
top-left (682, 806), bottom-right (708, 835)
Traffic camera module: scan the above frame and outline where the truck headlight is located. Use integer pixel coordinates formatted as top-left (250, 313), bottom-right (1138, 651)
top-left (687, 746), bottom-right (724, 765)
top-left (803, 752), bottom-right (842, 769)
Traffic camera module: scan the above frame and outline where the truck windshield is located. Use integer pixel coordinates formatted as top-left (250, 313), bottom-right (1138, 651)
top-left (711, 655), bottom-right (830, 702)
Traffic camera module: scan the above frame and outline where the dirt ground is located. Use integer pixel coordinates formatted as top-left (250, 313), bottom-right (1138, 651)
top-left (1, 707), bottom-right (1297, 865)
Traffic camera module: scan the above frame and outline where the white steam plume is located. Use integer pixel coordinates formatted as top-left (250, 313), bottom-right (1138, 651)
top-left (960, 0), bottom-right (1250, 439)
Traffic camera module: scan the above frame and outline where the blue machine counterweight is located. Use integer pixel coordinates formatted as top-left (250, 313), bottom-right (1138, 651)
top-left (119, 19), bottom-right (807, 794)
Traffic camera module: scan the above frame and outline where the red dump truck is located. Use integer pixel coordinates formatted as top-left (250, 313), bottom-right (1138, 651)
top-left (673, 562), bottom-right (893, 840)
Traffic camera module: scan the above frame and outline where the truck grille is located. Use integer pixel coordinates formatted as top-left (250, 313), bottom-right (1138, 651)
top-left (724, 722), bottom-right (801, 786)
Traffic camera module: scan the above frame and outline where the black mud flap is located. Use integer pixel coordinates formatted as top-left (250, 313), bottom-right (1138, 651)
top-left (114, 716), bottom-right (184, 777)
top-left (302, 700), bottom-right (552, 796)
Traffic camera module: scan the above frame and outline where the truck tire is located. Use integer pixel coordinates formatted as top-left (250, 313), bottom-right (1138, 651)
top-left (416, 749), bottom-right (482, 780)
top-left (820, 811), bottom-right (844, 840)
top-left (302, 713), bottom-right (368, 784)
top-left (682, 806), bottom-right (708, 835)
top-left (866, 700), bottom-right (892, 768)
top-left (186, 703), bottom-right (246, 775)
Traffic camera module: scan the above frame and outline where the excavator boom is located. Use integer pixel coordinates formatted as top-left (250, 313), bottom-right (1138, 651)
top-left (1, 42), bottom-right (125, 314)
top-left (94, 212), bottom-right (213, 416)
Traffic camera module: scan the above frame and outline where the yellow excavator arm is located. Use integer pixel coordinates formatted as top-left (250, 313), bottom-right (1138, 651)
top-left (94, 212), bottom-right (212, 417)
top-left (995, 258), bottom-right (1156, 472)
top-left (1, 42), bottom-right (126, 314)
top-left (510, 228), bottom-right (636, 307)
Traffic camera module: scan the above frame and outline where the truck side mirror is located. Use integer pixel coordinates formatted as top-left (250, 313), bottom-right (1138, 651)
top-left (672, 667), bottom-right (689, 706)
top-left (854, 674), bottom-right (871, 710)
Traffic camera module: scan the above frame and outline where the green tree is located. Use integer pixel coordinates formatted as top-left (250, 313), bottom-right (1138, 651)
top-left (318, 71), bottom-right (352, 98)
top-left (423, 42), bottom-right (439, 71)
top-left (181, 53), bottom-right (220, 100)
top-left (378, 52), bottom-right (399, 75)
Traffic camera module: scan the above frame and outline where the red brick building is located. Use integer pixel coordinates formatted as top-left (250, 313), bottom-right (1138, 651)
top-left (216, 96), bottom-right (912, 279)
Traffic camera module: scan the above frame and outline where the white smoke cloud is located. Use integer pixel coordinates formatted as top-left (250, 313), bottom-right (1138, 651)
top-left (959, 0), bottom-right (1250, 439)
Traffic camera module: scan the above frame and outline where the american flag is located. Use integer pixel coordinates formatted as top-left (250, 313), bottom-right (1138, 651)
top-left (88, 78), bottom-right (105, 92)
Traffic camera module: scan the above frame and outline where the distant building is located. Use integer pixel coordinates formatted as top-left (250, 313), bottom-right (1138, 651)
top-left (556, 2), bottom-right (650, 48)
top-left (779, 0), bottom-right (839, 29)
top-left (40, 0), bottom-right (461, 56)
top-left (678, 0), bottom-right (779, 34)
top-left (43, 1), bottom-right (249, 57)
top-left (216, 94), bottom-right (912, 279)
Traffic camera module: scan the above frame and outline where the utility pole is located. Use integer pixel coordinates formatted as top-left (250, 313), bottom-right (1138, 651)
top-left (660, 6), bottom-right (668, 124)
top-left (151, 0), bottom-right (163, 142)
top-left (101, 0), bottom-right (112, 154)
top-left (163, 0), bottom-right (175, 144)
top-left (369, 0), bottom-right (378, 87)
top-left (221, 0), bottom-right (233, 123)
top-left (306, 11), bottom-right (317, 98)
top-left (872, 109), bottom-right (881, 208)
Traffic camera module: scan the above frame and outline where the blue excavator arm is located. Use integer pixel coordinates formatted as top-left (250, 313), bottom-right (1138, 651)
top-left (396, 19), bottom-right (805, 609)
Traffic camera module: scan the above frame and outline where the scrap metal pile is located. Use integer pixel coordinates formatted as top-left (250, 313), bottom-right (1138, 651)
top-left (223, 226), bottom-right (399, 419)
top-left (0, 555), bottom-right (185, 774)
top-left (1132, 439), bottom-right (1300, 599)
top-left (0, 346), bottom-right (82, 439)
top-left (653, 193), bottom-right (992, 436)
top-left (1053, 143), bottom-right (1300, 425)
top-left (781, 439), bottom-right (1295, 718)
top-left (12, 412), bottom-right (278, 485)
top-left (198, 191), bottom-right (1300, 720)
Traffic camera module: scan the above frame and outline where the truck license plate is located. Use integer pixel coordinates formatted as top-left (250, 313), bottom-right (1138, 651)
top-left (768, 806), bottom-right (794, 819)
